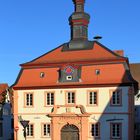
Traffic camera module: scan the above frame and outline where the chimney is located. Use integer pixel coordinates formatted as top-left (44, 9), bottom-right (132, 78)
top-left (113, 50), bottom-right (124, 56)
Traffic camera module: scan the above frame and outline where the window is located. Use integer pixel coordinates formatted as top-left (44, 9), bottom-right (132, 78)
top-left (135, 123), bottom-right (140, 135)
top-left (25, 93), bottom-right (33, 107)
top-left (95, 69), bottom-right (100, 75)
top-left (66, 92), bottom-right (75, 104)
top-left (88, 91), bottom-right (98, 105)
top-left (90, 123), bottom-right (100, 138)
top-left (135, 107), bottom-right (139, 117)
top-left (40, 72), bottom-right (45, 78)
top-left (111, 123), bottom-right (121, 139)
top-left (66, 75), bottom-right (73, 80)
top-left (0, 122), bottom-right (3, 137)
top-left (110, 90), bottom-right (122, 106)
top-left (42, 124), bottom-right (51, 137)
top-left (27, 124), bottom-right (34, 137)
top-left (46, 93), bottom-right (54, 105)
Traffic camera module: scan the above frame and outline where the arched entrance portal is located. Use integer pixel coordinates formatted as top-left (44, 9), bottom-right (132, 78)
top-left (61, 124), bottom-right (79, 140)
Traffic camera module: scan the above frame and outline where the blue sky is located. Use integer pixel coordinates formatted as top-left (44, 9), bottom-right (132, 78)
top-left (0, 0), bottom-right (140, 86)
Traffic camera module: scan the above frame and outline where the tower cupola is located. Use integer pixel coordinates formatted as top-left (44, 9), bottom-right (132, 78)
top-left (69, 0), bottom-right (90, 40)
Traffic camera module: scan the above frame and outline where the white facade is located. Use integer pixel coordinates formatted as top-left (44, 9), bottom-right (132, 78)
top-left (14, 86), bottom-right (131, 140)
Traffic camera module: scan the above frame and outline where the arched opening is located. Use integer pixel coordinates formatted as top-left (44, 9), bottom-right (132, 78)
top-left (61, 124), bottom-right (79, 140)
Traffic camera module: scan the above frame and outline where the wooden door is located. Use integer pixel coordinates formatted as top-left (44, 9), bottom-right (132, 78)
top-left (61, 124), bottom-right (79, 140)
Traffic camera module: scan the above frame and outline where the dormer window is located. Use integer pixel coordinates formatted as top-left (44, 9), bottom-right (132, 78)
top-left (95, 69), bottom-right (100, 75)
top-left (66, 75), bottom-right (73, 80)
top-left (40, 72), bottom-right (45, 78)
top-left (59, 65), bottom-right (81, 83)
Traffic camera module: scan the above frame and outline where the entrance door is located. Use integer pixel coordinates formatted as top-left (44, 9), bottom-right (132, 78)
top-left (61, 124), bottom-right (79, 140)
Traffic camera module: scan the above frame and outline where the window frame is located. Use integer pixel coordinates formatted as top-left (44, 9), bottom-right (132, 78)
top-left (110, 123), bottom-right (122, 139)
top-left (89, 122), bottom-right (100, 138)
top-left (27, 123), bottom-right (34, 138)
top-left (44, 92), bottom-right (55, 106)
top-left (24, 92), bottom-right (34, 107)
top-left (65, 91), bottom-right (76, 105)
top-left (40, 72), bottom-right (45, 78)
top-left (110, 89), bottom-right (122, 106)
top-left (87, 90), bottom-right (98, 106)
top-left (41, 123), bottom-right (51, 138)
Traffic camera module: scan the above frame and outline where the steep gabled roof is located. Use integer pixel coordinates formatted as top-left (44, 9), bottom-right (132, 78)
top-left (0, 83), bottom-right (8, 103)
top-left (0, 84), bottom-right (8, 94)
top-left (21, 41), bottom-right (127, 67)
top-left (130, 63), bottom-right (140, 89)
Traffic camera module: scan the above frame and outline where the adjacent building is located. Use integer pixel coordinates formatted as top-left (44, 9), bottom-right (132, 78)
top-left (12, 0), bottom-right (138, 140)
top-left (130, 63), bottom-right (140, 140)
top-left (0, 84), bottom-right (13, 140)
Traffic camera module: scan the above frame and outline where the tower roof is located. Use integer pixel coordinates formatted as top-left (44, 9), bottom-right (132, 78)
top-left (68, 0), bottom-right (90, 50)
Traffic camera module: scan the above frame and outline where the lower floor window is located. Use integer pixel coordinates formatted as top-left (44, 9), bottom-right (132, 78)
top-left (111, 123), bottom-right (121, 139)
top-left (135, 123), bottom-right (140, 135)
top-left (91, 123), bottom-right (100, 137)
top-left (43, 124), bottom-right (51, 137)
top-left (27, 124), bottom-right (34, 137)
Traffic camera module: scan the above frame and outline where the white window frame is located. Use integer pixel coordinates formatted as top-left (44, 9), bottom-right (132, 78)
top-left (90, 123), bottom-right (100, 138)
top-left (46, 92), bottom-right (54, 105)
top-left (27, 124), bottom-right (34, 137)
top-left (42, 124), bottom-right (51, 137)
top-left (88, 91), bottom-right (97, 105)
top-left (66, 92), bottom-right (75, 104)
top-left (25, 93), bottom-right (33, 107)
top-left (111, 123), bottom-right (121, 139)
top-left (111, 90), bottom-right (122, 106)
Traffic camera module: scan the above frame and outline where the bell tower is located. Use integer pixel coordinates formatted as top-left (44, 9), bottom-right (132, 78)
top-left (69, 0), bottom-right (90, 41)
top-left (62, 0), bottom-right (94, 51)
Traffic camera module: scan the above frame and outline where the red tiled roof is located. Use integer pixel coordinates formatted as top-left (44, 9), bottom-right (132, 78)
top-left (130, 63), bottom-right (140, 88)
top-left (21, 42), bottom-right (126, 67)
top-left (13, 41), bottom-right (136, 89)
top-left (0, 83), bottom-right (8, 103)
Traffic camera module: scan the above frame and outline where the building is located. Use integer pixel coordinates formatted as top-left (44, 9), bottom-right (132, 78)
top-left (12, 0), bottom-right (138, 140)
top-left (130, 63), bottom-right (140, 140)
top-left (0, 83), bottom-right (13, 140)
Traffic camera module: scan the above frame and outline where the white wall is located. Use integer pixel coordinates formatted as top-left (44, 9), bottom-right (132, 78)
top-left (16, 86), bottom-right (129, 140)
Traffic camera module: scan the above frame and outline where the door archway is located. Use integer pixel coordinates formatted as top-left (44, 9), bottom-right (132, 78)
top-left (61, 124), bottom-right (79, 140)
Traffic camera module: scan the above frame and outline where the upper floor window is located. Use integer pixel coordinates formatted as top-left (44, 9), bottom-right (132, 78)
top-left (95, 69), bottom-right (100, 75)
top-left (27, 124), bottom-right (34, 137)
top-left (88, 91), bottom-right (98, 105)
top-left (40, 72), bottom-right (45, 78)
top-left (42, 124), bottom-right (51, 137)
top-left (66, 92), bottom-right (75, 104)
top-left (46, 92), bottom-right (54, 106)
top-left (90, 123), bottom-right (100, 138)
top-left (110, 90), bottom-right (122, 106)
top-left (25, 93), bottom-right (33, 107)
top-left (110, 123), bottom-right (122, 139)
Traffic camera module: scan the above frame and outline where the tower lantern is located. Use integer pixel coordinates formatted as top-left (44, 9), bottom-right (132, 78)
top-left (69, 0), bottom-right (90, 41)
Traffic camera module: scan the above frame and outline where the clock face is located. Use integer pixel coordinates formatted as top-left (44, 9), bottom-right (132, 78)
top-left (64, 66), bottom-right (74, 75)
